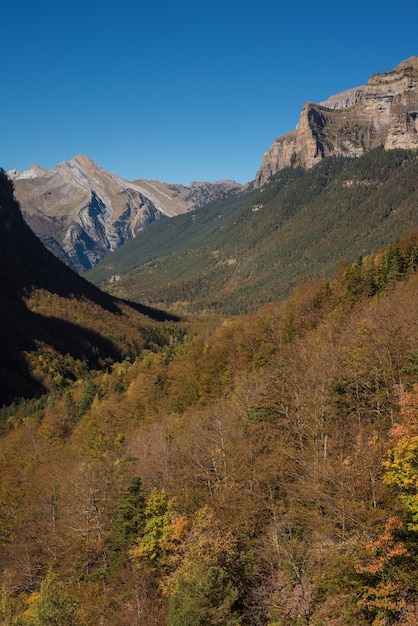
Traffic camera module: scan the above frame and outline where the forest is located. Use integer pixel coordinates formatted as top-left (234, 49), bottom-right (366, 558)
top-left (1, 223), bottom-right (418, 624)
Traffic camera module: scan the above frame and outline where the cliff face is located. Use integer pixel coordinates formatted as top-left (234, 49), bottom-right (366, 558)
top-left (255, 57), bottom-right (418, 186)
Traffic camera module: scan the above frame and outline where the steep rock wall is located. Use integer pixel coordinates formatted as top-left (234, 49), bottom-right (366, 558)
top-left (255, 57), bottom-right (418, 186)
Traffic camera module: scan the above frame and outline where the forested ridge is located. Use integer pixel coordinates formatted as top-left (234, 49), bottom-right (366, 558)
top-left (0, 168), bottom-right (179, 406)
top-left (86, 147), bottom-right (418, 315)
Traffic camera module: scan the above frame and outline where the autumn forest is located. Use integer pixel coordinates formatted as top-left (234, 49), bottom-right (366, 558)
top-left (1, 166), bottom-right (418, 625)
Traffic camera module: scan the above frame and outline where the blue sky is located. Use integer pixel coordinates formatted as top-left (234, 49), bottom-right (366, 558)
top-left (2, 0), bottom-right (417, 185)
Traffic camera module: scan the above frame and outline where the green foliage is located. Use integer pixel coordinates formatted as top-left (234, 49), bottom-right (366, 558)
top-left (0, 395), bottom-right (47, 429)
top-left (130, 489), bottom-right (174, 564)
top-left (110, 476), bottom-right (146, 556)
top-left (137, 324), bottom-right (170, 350)
top-left (162, 506), bottom-right (242, 625)
top-left (383, 385), bottom-right (418, 530)
top-left (75, 377), bottom-right (97, 422)
top-left (22, 570), bottom-right (81, 626)
top-left (338, 232), bottom-right (418, 302)
top-left (167, 562), bottom-right (241, 626)
top-left (385, 436), bottom-right (418, 530)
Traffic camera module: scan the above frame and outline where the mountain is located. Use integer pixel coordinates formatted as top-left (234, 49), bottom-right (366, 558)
top-left (9, 57), bottom-right (418, 278)
top-left (5, 56), bottom-right (418, 626)
top-left (85, 146), bottom-right (418, 314)
top-left (83, 57), bottom-right (418, 315)
top-left (9, 155), bottom-right (245, 272)
top-left (255, 56), bottom-right (418, 186)
top-left (0, 168), bottom-right (179, 406)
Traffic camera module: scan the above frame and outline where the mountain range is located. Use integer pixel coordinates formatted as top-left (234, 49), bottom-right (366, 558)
top-left (2, 58), bottom-right (418, 625)
top-left (9, 56), bottom-right (418, 281)
top-left (9, 155), bottom-right (245, 272)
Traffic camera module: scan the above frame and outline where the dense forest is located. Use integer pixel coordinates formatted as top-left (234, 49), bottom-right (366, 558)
top-left (2, 162), bottom-right (418, 625)
top-left (2, 222), bottom-right (418, 623)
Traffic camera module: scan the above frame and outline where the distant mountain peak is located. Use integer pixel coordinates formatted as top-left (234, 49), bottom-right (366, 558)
top-left (64, 154), bottom-right (108, 178)
top-left (72, 153), bottom-right (97, 166)
top-left (8, 164), bottom-right (48, 180)
top-left (11, 157), bottom-right (246, 272)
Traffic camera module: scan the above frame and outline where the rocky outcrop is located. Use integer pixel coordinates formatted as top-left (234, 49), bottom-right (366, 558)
top-left (255, 57), bottom-right (418, 187)
top-left (130, 178), bottom-right (246, 217)
top-left (10, 156), bottom-right (245, 271)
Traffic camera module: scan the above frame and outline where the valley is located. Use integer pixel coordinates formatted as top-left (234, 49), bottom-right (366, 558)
top-left (2, 56), bottom-right (418, 625)
top-left (86, 147), bottom-right (418, 314)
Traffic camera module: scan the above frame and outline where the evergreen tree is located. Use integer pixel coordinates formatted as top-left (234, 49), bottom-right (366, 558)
top-left (110, 476), bottom-right (146, 559)
top-left (23, 570), bottom-right (81, 626)
top-left (168, 562), bottom-right (241, 626)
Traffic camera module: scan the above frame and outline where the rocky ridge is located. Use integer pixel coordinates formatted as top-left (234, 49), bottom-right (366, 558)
top-left (10, 156), bottom-right (244, 272)
top-left (255, 56), bottom-right (418, 186)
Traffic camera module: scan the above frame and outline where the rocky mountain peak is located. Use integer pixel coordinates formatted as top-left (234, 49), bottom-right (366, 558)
top-left (72, 153), bottom-right (97, 167)
top-left (11, 157), bottom-right (246, 272)
top-left (8, 164), bottom-right (48, 180)
top-left (255, 56), bottom-right (418, 187)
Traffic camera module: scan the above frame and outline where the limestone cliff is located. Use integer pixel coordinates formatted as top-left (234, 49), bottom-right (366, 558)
top-left (255, 57), bottom-right (418, 187)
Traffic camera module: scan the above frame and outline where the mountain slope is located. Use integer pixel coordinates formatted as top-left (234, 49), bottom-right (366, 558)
top-left (9, 156), bottom-right (245, 272)
top-left (0, 169), bottom-right (179, 406)
top-left (85, 147), bottom-right (418, 314)
top-left (256, 56), bottom-right (418, 186)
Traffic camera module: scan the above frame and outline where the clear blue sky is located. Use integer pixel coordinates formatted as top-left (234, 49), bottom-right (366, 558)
top-left (2, 0), bottom-right (417, 185)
